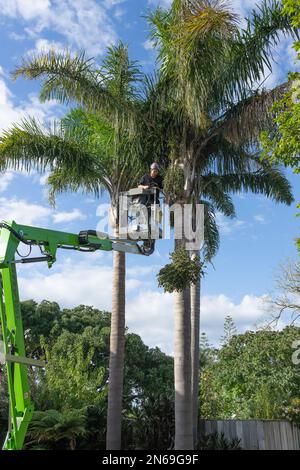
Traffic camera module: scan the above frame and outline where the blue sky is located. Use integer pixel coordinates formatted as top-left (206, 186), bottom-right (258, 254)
top-left (0, 0), bottom-right (299, 352)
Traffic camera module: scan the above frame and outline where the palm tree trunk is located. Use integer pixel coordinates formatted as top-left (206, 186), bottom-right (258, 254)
top-left (106, 247), bottom-right (126, 450)
top-left (174, 233), bottom-right (193, 449)
top-left (191, 265), bottom-right (201, 447)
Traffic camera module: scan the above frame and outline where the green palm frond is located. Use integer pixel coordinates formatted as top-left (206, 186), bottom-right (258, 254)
top-left (201, 200), bottom-right (220, 261)
top-left (146, 7), bottom-right (173, 74)
top-left (213, 82), bottom-right (289, 147)
top-left (13, 50), bottom-right (117, 112)
top-left (200, 137), bottom-right (259, 175)
top-left (101, 41), bottom-right (143, 102)
top-left (174, 0), bottom-right (240, 50)
top-left (214, 167), bottom-right (294, 205)
top-left (222, 0), bottom-right (298, 102)
top-left (0, 117), bottom-right (109, 192)
top-left (27, 409), bottom-right (87, 445)
top-left (202, 175), bottom-right (236, 217)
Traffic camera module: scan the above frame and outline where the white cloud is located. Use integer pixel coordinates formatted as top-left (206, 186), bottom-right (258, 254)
top-left (113, 8), bottom-right (126, 20)
top-left (126, 290), bottom-right (270, 353)
top-left (0, 0), bottom-right (50, 20)
top-left (13, 218), bottom-right (272, 353)
top-left (52, 208), bottom-right (87, 224)
top-left (0, 195), bottom-right (89, 226)
top-left (0, 172), bottom-right (15, 193)
top-left (9, 31), bottom-right (26, 41)
top-left (18, 255), bottom-right (142, 312)
top-left (143, 39), bottom-right (155, 51)
top-left (19, 257), bottom-right (113, 310)
top-left (104, 0), bottom-right (126, 7)
top-left (27, 38), bottom-right (66, 57)
top-left (0, 196), bottom-right (51, 225)
top-left (254, 214), bottom-right (266, 224)
top-left (0, 72), bottom-right (60, 132)
top-left (148, 0), bottom-right (171, 7)
top-left (0, 0), bottom-right (118, 56)
top-left (216, 212), bottom-right (246, 235)
top-left (39, 173), bottom-right (50, 186)
top-left (16, 236), bottom-right (272, 352)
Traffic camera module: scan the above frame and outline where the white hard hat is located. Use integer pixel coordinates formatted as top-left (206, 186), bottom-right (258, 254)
top-left (150, 162), bottom-right (159, 170)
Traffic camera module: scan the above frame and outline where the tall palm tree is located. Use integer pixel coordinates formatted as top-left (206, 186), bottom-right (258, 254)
top-left (147, 0), bottom-right (296, 449)
top-left (0, 43), bottom-right (144, 450)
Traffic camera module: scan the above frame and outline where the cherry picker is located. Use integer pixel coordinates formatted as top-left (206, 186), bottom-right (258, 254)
top-left (0, 188), bottom-right (166, 451)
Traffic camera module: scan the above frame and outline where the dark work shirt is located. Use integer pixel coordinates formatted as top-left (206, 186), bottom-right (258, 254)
top-left (139, 174), bottom-right (164, 190)
top-left (139, 173), bottom-right (163, 204)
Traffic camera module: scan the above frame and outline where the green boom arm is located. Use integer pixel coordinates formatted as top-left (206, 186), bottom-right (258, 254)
top-left (0, 220), bottom-right (145, 450)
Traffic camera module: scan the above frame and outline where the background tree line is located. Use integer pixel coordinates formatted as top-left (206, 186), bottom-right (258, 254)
top-left (1, 299), bottom-right (299, 450)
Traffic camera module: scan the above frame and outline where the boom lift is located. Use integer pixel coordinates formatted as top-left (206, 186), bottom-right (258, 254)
top-left (0, 217), bottom-right (156, 450)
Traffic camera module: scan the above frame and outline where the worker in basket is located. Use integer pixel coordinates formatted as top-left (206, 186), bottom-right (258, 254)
top-left (134, 163), bottom-right (166, 254)
top-left (138, 162), bottom-right (164, 203)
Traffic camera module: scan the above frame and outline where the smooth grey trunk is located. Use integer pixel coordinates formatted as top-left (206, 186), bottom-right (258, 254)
top-left (106, 247), bottom-right (126, 450)
top-left (191, 267), bottom-right (201, 446)
top-left (173, 228), bottom-right (193, 449)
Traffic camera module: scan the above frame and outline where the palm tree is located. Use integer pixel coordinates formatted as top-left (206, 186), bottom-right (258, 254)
top-left (147, 0), bottom-right (296, 449)
top-left (26, 408), bottom-right (88, 450)
top-left (0, 43), bottom-right (144, 450)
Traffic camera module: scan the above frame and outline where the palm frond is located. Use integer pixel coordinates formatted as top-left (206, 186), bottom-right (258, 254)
top-left (175, 0), bottom-right (240, 50)
top-left (200, 137), bottom-right (260, 175)
top-left (213, 82), bottom-right (289, 148)
top-left (201, 200), bottom-right (220, 261)
top-left (222, 0), bottom-right (298, 102)
top-left (214, 167), bottom-right (294, 205)
top-left (101, 41), bottom-right (143, 102)
top-left (13, 50), bottom-right (120, 115)
top-left (0, 117), bottom-right (109, 190)
top-left (202, 174), bottom-right (236, 217)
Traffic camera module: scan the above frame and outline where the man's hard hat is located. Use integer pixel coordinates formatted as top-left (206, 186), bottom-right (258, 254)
top-left (150, 162), bottom-right (160, 170)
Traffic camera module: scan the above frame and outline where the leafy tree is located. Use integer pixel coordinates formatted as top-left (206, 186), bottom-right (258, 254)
top-left (260, 0), bottom-right (300, 251)
top-left (1, 299), bottom-right (176, 449)
top-left (220, 315), bottom-right (238, 346)
top-left (199, 332), bottom-right (216, 370)
top-left (261, 0), bottom-right (300, 174)
top-left (21, 300), bottom-right (60, 356)
top-left (200, 326), bottom-right (300, 420)
top-left (40, 328), bottom-right (107, 411)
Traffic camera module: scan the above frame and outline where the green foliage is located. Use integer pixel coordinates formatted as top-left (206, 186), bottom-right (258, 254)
top-left (220, 315), bottom-right (237, 346)
top-left (197, 432), bottom-right (242, 450)
top-left (124, 395), bottom-right (174, 450)
top-left (164, 165), bottom-right (185, 201)
top-left (199, 332), bottom-right (215, 370)
top-left (21, 300), bottom-right (60, 355)
top-left (283, 0), bottom-right (300, 27)
top-left (25, 408), bottom-right (88, 450)
top-left (260, 86), bottom-right (300, 173)
top-left (260, 1), bottom-right (300, 189)
top-left (2, 300), bottom-right (174, 450)
top-left (157, 248), bottom-right (203, 293)
top-left (41, 329), bottom-right (107, 410)
top-left (281, 397), bottom-right (300, 426)
top-left (200, 326), bottom-right (300, 421)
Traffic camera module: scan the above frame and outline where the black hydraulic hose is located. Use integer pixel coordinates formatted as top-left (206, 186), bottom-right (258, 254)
top-left (0, 222), bottom-right (36, 246)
